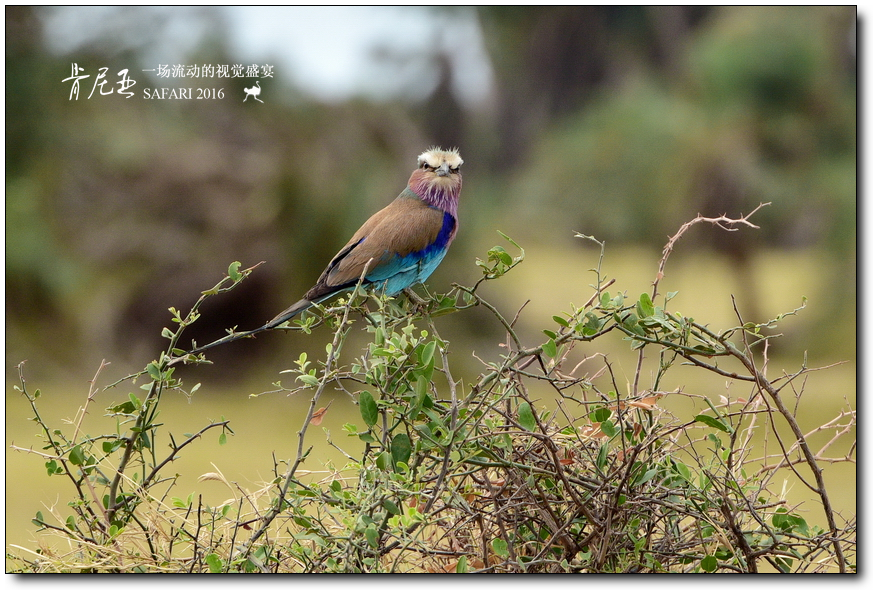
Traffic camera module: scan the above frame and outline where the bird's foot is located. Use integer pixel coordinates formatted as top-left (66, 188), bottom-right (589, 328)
top-left (403, 287), bottom-right (430, 313)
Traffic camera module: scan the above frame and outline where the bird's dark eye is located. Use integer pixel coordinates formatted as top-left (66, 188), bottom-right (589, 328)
top-left (420, 162), bottom-right (432, 170)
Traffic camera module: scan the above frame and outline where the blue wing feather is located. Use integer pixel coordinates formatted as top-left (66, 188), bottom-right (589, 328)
top-left (366, 211), bottom-right (455, 294)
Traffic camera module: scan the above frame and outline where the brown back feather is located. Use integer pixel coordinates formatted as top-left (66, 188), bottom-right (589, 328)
top-left (304, 191), bottom-right (445, 300)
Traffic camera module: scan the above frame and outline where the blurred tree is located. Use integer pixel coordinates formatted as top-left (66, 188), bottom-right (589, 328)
top-left (4, 6), bottom-right (856, 379)
top-left (475, 6), bottom-right (711, 171)
top-left (6, 6), bottom-right (86, 373)
top-left (500, 6), bottom-right (854, 343)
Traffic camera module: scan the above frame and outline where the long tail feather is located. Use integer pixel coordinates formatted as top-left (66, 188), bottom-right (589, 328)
top-left (186, 298), bottom-right (313, 355)
top-left (264, 298), bottom-right (313, 329)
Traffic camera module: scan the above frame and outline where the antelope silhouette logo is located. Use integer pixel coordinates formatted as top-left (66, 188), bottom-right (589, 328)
top-left (243, 81), bottom-right (263, 103)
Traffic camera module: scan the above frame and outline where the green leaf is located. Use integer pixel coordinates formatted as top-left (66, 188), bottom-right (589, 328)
top-left (146, 362), bottom-right (162, 382)
top-left (700, 555), bottom-right (718, 572)
top-left (391, 433), bottom-right (412, 468)
top-left (674, 461), bottom-right (693, 482)
top-left (365, 524), bottom-right (379, 548)
top-left (205, 553), bottom-right (223, 573)
top-left (420, 353), bottom-right (436, 382)
top-left (591, 407), bottom-right (612, 423)
top-left (359, 391), bottom-right (378, 427)
top-left (376, 451), bottom-right (391, 471)
top-left (553, 315), bottom-right (570, 328)
top-left (707, 433), bottom-right (722, 449)
top-left (420, 340), bottom-right (436, 367)
top-left (409, 376), bottom-right (428, 418)
top-left (228, 261), bottom-right (242, 282)
top-left (69, 445), bottom-right (86, 466)
top-left (456, 556), bottom-right (468, 573)
top-left (218, 432), bottom-right (227, 446)
top-left (490, 246), bottom-right (513, 266)
top-left (694, 414), bottom-right (731, 433)
top-left (161, 327), bottom-right (174, 339)
top-left (296, 374), bottom-right (320, 387)
top-left (437, 294), bottom-right (457, 309)
top-left (33, 511), bottom-right (44, 526)
top-left (772, 508), bottom-right (807, 533)
top-left (382, 499), bottom-right (401, 516)
top-left (634, 468), bottom-right (659, 487)
top-left (542, 338), bottom-right (558, 358)
top-left (518, 402), bottom-right (536, 431)
top-left (773, 508), bottom-right (789, 529)
top-left (622, 313), bottom-right (645, 337)
top-left (600, 419), bottom-right (617, 437)
top-left (637, 292), bottom-right (655, 318)
top-left (44, 459), bottom-right (61, 476)
top-left (596, 442), bottom-right (609, 471)
top-left (421, 408), bottom-right (446, 431)
top-left (492, 538), bottom-right (509, 558)
top-left (581, 312), bottom-right (602, 335)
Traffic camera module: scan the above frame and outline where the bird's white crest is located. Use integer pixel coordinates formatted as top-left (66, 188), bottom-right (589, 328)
top-left (418, 147), bottom-right (463, 170)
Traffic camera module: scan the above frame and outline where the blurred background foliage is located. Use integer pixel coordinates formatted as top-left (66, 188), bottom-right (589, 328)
top-left (6, 5), bottom-right (855, 384)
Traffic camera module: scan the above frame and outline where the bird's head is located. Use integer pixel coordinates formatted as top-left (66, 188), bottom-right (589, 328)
top-left (409, 147), bottom-right (463, 215)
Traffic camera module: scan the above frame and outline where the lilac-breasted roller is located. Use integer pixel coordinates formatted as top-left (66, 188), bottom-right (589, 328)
top-left (187, 147), bottom-right (463, 354)
top-left (265, 146), bottom-right (463, 327)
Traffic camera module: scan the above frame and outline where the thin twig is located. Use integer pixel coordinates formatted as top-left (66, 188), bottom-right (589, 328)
top-left (652, 203), bottom-right (770, 300)
top-left (73, 359), bottom-right (109, 444)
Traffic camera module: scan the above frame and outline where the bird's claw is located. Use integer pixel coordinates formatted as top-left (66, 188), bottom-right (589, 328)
top-left (403, 288), bottom-right (430, 313)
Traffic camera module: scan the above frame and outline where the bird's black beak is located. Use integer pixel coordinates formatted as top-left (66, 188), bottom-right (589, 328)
top-left (436, 162), bottom-right (451, 177)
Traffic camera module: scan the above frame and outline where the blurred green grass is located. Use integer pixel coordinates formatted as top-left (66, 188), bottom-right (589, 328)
top-left (5, 378), bottom-right (366, 558)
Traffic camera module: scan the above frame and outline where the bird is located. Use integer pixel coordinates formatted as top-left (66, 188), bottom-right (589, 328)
top-left (187, 147), bottom-right (463, 355)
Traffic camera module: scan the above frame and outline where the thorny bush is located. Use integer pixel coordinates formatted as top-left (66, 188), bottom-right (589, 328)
top-left (8, 206), bottom-right (856, 573)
